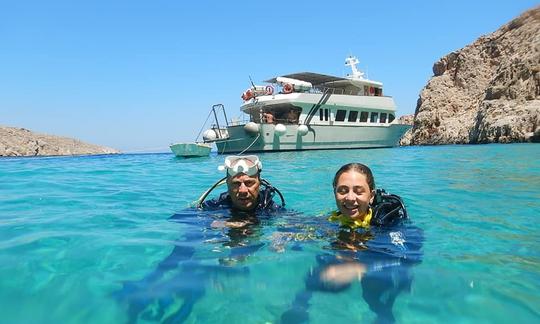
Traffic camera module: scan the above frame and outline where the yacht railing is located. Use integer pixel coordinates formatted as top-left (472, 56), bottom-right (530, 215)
top-left (266, 84), bottom-right (389, 97)
top-left (310, 86), bottom-right (360, 96)
top-left (309, 86), bottom-right (389, 97)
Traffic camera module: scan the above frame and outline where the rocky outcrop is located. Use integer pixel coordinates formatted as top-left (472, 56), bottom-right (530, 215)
top-left (398, 115), bottom-right (414, 145)
top-left (407, 7), bottom-right (540, 145)
top-left (0, 126), bottom-right (120, 157)
top-left (398, 114), bottom-right (414, 126)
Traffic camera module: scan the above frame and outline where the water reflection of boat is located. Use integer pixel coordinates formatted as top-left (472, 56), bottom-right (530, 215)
top-left (201, 56), bottom-right (411, 154)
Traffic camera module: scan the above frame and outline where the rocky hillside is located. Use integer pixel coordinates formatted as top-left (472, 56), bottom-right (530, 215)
top-left (0, 126), bottom-right (120, 157)
top-left (402, 6), bottom-right (540, 145)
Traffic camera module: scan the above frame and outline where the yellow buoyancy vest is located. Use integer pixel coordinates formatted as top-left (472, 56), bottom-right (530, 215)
top-left (328, 208), bottom-right (373, 229)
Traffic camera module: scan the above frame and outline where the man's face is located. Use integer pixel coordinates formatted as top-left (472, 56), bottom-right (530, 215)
top-left (227, 173), bottom-right (261, 211)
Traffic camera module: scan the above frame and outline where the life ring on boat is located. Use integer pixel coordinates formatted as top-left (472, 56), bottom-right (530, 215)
top-left (283, 83), bottom-right (294, 94)
top-left (265, 85), bottom-right (274, 95)
top-left (242, 89), bottom-right (254, 101)
top-left (369, 86), bottom-right (375, 95)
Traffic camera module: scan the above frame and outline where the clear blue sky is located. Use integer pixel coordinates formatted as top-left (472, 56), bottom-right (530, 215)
top-left (1, 1), bottom-right (537, 152)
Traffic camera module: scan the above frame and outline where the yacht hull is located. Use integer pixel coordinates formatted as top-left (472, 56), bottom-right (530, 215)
top-left (214, 123), bottom-right (410, 154)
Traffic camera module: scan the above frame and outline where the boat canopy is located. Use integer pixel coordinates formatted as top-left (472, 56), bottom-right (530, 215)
top-left (265, 72), bottom-right (382, 88)
top-left (265, 72), bottom-right (343, 86)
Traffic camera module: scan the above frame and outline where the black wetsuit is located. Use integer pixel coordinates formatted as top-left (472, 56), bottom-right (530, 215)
top-left (201, 187), bottom-right (284, 213)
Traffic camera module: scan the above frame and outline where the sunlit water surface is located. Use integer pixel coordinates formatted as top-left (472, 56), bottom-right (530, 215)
top-left (0, 144), bottom-right (539, 323)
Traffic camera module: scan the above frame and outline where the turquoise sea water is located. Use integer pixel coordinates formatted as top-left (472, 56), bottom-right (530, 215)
top-left (1, 144), bottom-right (539, 323)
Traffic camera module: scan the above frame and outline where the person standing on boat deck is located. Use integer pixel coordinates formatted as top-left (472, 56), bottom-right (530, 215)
top-left (281, 163), bottom-right (423, 324)
top-left (286, 108), bottom-right (300, 124)
top-left (263, 111), bottom-right (275, 124)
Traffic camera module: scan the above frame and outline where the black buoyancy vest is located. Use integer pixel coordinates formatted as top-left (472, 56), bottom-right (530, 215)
top-left (370, 189), bottom-right (408, 226)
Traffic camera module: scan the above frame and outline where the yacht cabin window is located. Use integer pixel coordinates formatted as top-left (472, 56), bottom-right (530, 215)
top-left (318, 108), bottom-right (329, 121)
top-left (380, 113), bottom-right (387, 123)
top-left (335, 110), bottom-right (346, 122)
top-left (348, 111), bottom-right (358, 122)
top-left (360, 111), bottom-right (369, 123)
top-left (370, 112), bottom-right (379, 123)
top-left (389, 114), bottom-right (395, 123)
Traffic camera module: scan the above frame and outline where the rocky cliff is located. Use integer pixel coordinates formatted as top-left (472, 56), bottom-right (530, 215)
top-left (402, 7), bottom-right (540, 145)
top-left (0, 126), bottom-right (120, 157)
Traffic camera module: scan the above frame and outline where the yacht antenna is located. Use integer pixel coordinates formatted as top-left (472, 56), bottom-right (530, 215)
top-left (345, 55), bottom-right (365, 80)
top-left (249, 75), bottom-right (256, 88)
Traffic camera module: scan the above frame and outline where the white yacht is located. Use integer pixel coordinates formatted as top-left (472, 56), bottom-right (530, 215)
top-left (188, 56), bottom-right (410, 155)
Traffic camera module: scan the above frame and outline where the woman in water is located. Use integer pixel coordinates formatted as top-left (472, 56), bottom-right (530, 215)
top-left (281, 163), bottom-right (423, 324)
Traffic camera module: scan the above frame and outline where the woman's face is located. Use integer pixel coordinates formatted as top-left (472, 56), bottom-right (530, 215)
top-left (334, 171), bottom-right (375, 219)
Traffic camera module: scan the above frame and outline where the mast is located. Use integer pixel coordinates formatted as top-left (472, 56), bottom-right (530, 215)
top-left (345, 55), bottom-right (365, 80)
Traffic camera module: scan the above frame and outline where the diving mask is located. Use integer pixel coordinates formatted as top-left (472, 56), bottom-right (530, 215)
top-left (218, 155), bottom-right (262, 177)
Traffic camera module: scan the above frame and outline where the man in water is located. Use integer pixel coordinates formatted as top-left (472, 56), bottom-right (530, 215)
top-left (116, 155), bottom-right (285, 323)
top-left (196, 154), bottom-right (285, 248)
top-left (199, 155), bottom-right (284, 213)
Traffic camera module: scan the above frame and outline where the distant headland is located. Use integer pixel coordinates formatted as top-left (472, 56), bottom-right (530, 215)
top-left (0, 126), bottom-right (120, 157)
top-left (401, 6), bottom-right (540, 145)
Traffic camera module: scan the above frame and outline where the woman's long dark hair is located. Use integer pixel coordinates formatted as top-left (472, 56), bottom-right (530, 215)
top-left (332, 163), bottom-right (375, 191)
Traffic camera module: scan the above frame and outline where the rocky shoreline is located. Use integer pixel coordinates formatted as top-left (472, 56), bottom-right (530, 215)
top-left (0, 126), bottom-right (120, 157)
top-left (401, 6), bottom-right (540, 146)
